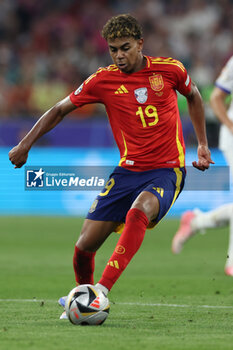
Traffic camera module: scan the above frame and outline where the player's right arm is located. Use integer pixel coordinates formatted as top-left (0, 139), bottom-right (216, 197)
top-left (210, 86), bottom-right (233, 134)
top-left (9, 67), bottom-right (104, 169)
top-left (9, 96), bottom-right (76, 168)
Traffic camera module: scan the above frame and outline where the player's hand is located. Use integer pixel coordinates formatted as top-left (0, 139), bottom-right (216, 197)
top-left (192, 144), bottom-right (215, 171)
top-left (9, 144), bottom-right (29, 168)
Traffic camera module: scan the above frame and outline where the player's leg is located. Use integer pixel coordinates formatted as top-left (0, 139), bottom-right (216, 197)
top-left (73, 219), bottom-right (119, 285)
top-left (59, 219), bottom-right (118, 319)
top-left (73, 167), bottom-right (135, 287)
top-left (97, 167), bottom-right (185, 293)
top-left (225, 215), bottom-right (233, 275)
top-left (97, 191), bottom-right (158, 292)
top-left (171, 210), bottom-right (197, 254)
top-left (172, 204), bottom-right (233, 254)
top-left (223, 150), bottom-right (233, 275)
top-left (173, 149), bottom-right (233, 271)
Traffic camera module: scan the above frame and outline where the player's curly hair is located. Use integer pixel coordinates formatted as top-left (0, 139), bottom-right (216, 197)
top-left (102, 14), bottom-right (143, 41)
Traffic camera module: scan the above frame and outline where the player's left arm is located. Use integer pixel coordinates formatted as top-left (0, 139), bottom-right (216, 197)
top-left (185, 82), bottom-right (215, 171)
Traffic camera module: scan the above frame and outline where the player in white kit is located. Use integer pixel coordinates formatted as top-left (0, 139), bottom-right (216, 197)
top-left (172, 55), bottom-right (233, 276)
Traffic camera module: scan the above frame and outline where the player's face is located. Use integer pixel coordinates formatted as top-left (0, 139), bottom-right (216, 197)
top-left (108, 37), bottom-right (144, 73)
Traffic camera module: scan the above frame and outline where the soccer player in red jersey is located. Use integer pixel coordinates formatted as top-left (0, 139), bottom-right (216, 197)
top-left (9, 14), bottom-right (214, 317)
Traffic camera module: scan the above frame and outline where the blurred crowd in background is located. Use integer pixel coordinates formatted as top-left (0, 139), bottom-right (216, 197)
top-left (0, 0), bottom-right (232, 146)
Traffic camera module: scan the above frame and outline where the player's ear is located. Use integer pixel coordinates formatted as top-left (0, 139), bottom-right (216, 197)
top-left (137, 38), bottom-right (144, 51)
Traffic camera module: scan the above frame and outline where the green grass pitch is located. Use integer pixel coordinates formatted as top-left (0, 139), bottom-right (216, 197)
top-left (0, 216), bottom-right (233, 350)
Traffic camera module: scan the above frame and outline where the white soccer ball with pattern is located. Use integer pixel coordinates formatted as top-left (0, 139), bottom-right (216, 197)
top-left (65, 284), bottom-right (110, 325)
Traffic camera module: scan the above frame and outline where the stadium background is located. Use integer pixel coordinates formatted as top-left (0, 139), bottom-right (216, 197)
top-left (1, 0), bottom-right (232, 216)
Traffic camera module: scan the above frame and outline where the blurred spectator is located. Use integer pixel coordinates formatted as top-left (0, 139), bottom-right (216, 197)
top-left (0, 0), bottom-right (232, 120)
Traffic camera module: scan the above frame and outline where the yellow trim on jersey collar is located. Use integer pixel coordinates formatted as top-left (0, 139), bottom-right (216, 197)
top-left (145, 56), bottom-right (150, 68)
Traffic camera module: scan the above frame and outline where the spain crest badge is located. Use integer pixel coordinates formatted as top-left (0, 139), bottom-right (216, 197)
top-left (149, 74), bottom-right (164, 92)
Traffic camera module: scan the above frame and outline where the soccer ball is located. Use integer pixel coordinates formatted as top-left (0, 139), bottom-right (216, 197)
top-left (65, 284), bottom-right (110, 325)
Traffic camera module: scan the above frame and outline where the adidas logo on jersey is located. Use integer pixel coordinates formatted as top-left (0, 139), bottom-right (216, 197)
top-left (115, 85), bottom-right (129, 94)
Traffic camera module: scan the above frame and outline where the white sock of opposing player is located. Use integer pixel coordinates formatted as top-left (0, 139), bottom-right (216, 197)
top-left (192, 204), bottom-right (233, 231)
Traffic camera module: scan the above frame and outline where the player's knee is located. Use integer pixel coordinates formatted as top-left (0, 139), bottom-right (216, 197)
top-left (75, 234), bottom-right (96, 252)
top-left (131, 192), bottom-right (159, 221)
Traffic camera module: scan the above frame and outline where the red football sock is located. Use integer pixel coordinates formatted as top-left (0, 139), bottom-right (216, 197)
top-left (99, 208), bottom-right (149, 291)
top-left (73, 246), bottom-right (96, 285)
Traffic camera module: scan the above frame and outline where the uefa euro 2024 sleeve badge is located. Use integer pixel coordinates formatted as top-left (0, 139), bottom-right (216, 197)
top-left (74, 83), bottom-right (84, 95)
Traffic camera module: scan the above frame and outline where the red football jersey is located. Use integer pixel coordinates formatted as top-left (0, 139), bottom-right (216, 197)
top-left (70, 56), bottom-right (192, 171)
